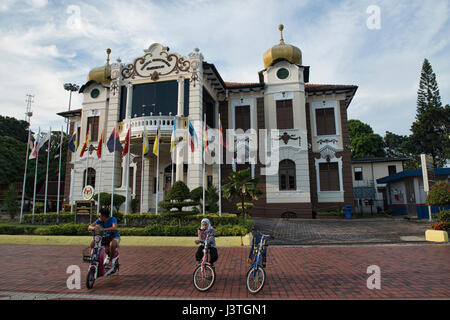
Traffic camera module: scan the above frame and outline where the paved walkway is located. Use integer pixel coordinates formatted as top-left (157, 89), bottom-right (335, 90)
top-left (252, 217), bottom-right (432, 245)
top-left (0, 243), bottom-right (448, 300)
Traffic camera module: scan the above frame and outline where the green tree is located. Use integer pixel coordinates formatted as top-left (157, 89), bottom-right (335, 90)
top-left (205, 185), bottom-right (219, 213)
top-left (3, 184), bottom-right (19, 219)
top-left (159, 181), bottom-right (197, 226)
top-left (0, 115), bottom-right (29, 143)
top-left (92, 192), bottom-right (125, 214)
top-left (348, 120), bottom-right (385, 158)
top-left (408, 59), bottom-right (449, 167)
top-left (222, 168), bottom-right (263, 224)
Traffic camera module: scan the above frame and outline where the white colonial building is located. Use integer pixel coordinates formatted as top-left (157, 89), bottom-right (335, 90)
top-left (59, 25), bottom-right (358, 218)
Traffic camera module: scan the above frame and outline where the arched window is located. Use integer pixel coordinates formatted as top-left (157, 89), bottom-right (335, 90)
top-left (279, 160), bottom-right (296, 191)
top-left (83, 168), bottom-right (96, 189)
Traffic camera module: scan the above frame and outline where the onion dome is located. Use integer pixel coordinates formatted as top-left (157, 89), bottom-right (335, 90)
top-left (87, 49), bottom-right (112, 83)
top-left (263, 25), bottom-right (302, 69)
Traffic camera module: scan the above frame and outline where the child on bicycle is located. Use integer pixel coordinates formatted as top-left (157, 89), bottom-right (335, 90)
top-left (247, 228), bottom-right (268, 267)
top-left (195, 218), bottom-right (218, 266)
top-left (88, 207), bottom-right (120, 265)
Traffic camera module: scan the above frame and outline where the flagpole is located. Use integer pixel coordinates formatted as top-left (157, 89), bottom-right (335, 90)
top-left (57, 126), bottom-right (63, 215)
top-left (97, 131), bottom-right (103, 216)
top-left (141, 126), bottom-right (146, 214)
top-left (218, 115), bottom-right (222, 216)
top-left (32, 127), bottom-right (40, 222)
top-left (155, 126), bottom-right (160, 215)
top-left (125, 127), bottom-right (131, 216)
top-left (111, 127), bottom-right (116, 218)
top-left (20, 123), bottom-right (32, 224)
top-left (44, 127), bottom-right (51, 215)
top-left (202, 114), bottom-right (206, 215)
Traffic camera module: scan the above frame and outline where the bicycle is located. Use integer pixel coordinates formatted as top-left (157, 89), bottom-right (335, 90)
top-left (83, 230), bottom-right (120, 289)
top-left (246, 232), bottom-right (270, 294)
top-left (192, 232), bottom-right (216, 292)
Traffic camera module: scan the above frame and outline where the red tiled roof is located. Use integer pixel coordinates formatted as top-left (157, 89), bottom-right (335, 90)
top-left (225, 82), bottom-right (357, 91)
top-left (225, 82), bottom-right (261, 87)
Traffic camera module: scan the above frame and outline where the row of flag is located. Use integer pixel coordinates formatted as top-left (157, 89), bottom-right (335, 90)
top-left (65, 118), bottom-right (220, 158)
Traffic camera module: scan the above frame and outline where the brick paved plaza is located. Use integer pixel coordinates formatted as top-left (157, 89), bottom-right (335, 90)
top-left (0, 243), bottom-right (448, 300)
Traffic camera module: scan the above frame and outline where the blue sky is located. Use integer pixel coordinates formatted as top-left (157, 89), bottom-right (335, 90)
top-left (0, 0), bottom-right (449, 137)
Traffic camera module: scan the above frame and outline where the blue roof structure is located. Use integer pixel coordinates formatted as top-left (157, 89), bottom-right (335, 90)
top-left (377, 168), bottom-right (450, 184)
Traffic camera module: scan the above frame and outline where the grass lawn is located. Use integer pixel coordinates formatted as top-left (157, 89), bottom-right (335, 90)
top-left (0, 234), bottom-right (252, 247)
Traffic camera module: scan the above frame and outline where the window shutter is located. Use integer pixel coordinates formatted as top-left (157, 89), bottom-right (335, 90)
top-left (276, 100), bottom-right (294, 129)
top-left (279, 160), bottom-right (296, 190)
top-left (319, 162), bottom-right (339, 191)
top-left (235, 106), bottom-right (251, 131)
top-left (316, 108), bottom-right (336, 135)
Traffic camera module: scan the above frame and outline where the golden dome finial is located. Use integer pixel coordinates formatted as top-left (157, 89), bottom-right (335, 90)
top-left (278, 24), bottom-right (285, 44)
top-left (106, 48), bottom-right (111, 65)
top-left (262, 24), bottom-right (302, 69)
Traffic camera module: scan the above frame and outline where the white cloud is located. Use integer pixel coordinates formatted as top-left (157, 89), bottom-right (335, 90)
top-left (0, 0), bottom-right (449, 138)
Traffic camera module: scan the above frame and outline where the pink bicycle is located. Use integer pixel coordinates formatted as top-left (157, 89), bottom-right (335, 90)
top-left (84, 230), bottom-right (119, 289)
top-left (192, 233), bottom-right (216, 291)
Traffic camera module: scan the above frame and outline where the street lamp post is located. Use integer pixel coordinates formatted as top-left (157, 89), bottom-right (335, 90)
top-left (63, 83), bottom-right (80, 134)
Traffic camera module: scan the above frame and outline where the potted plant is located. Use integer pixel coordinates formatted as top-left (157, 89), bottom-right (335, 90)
top-left (425, 181), bottom-right (449, 242)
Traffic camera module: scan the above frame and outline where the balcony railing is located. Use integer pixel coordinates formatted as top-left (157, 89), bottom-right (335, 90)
top-left (353, 180), bottom-right (375, 188)
top-left (119, 116), bottom-right (176, 136)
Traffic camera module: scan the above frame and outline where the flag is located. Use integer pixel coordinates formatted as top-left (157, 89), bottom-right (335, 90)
top-left (188, 120), bottom-right (198, 152)
top-left (219, 119), bottom-right (227, 148)
top-left (68, 128), bottom-right (78, 153)
top-left (80, 130), bottom-right (89, 157)
top-left (37, 131), bottom-right (51, 152)
top-left (122, 128), bottom-right (131, 156)
top-left (28, 134), bottom-right (34, 153)
top-left (29, 134), bottom-right (40, 160)
top-left (107, 128), bottom-right (123, 153)
top-left (170, 118), bottom-right (177, 153)
top-left (202, 118), bottom-right (208, 152)
top-left (97, 130), bottom-right (103, 159)
top-left (143, 126), bottom-right (149, 155)
top-left (153, 125), bottom-right (160, 156)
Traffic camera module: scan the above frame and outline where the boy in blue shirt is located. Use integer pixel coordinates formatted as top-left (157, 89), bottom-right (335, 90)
top-left (88, 208), bottom-right (120, 265)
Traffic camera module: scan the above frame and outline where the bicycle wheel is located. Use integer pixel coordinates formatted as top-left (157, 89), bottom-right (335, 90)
top-left (86, 269), bottom-right (96, 289)
top-left (193, 264), bottom-right (216, 292)
top-left (246, 266), bottom-right (266, 294)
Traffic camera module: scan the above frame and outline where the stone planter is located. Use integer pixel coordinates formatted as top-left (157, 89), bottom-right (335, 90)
top-left (425, 230), bottom-right (449, 242)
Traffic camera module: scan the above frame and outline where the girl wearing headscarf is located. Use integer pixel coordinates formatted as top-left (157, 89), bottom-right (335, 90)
top-left (194, 218), bottom-right (218, 265)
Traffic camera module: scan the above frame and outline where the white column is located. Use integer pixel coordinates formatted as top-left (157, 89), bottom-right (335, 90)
top-left (187, 49), bottom-right (203, 190)
top-left (176, 144), bottom-right (184, 182)
top-left (177, 77), bottom-right (185, 116)
top-left (126, 83), bottom-right (133, 119)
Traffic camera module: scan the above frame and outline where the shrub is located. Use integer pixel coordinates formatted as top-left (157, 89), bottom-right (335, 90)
top-left (317, 212), bottom-right (345, 216)
top-left (23, 213), bottom-right (75, 225)
top-left (435, 209), bottom-right (450, 223)
top-left (0, 225), bottom-right (38, 235)
top-left (425, 181), bottom-right (450, 212)
top-left (3, 184), bottom-right (18, 219)
top-left (33, 224), bottom-right (90, 236)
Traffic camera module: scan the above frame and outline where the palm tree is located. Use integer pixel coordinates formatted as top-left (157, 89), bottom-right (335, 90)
top-left (222, 168), bottom-right (263, 224)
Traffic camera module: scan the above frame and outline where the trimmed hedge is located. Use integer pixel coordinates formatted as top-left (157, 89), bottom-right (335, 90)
top-left (23, 213), bottom-right (125, 225)
top-left (0, 219), bottom-right (253, 237)
top-left (0, 225), bottom-right (38, 235)
top-left (21, 213), bottom-right (241, 228)
top-left (317, 212), bottom-right (345, 216)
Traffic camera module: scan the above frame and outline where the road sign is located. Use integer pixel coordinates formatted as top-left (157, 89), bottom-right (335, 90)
top-left (420, 154), bottom-right (434, 192)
